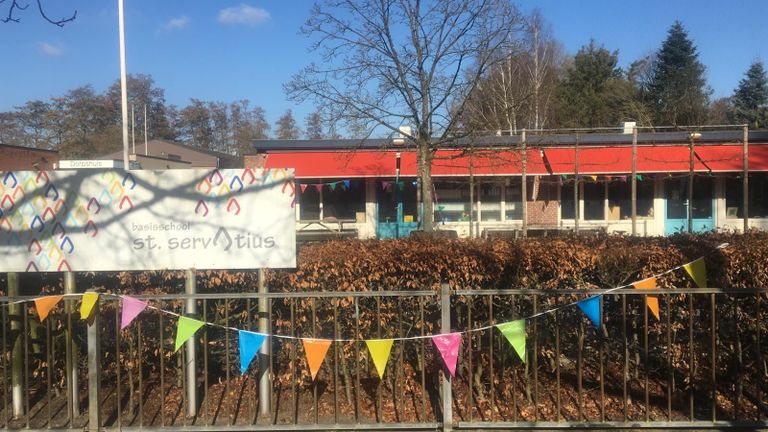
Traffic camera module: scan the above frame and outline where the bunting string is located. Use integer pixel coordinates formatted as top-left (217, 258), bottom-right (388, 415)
top-left (0, 243), bottom-right (726, 342)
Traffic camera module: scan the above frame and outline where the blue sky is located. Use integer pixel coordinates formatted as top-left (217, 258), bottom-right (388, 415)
top-left (1, 1), bottom-right (767, 129)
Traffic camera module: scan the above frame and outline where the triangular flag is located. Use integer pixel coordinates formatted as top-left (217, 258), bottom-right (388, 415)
top-left (120, 296), bottom-right (148, 329)
top-left (577, 296), bottom-right (601, 329)
top-left (238, 330), bottom-right (267, 374)
top-left (300, 184), bottom-right (308, 193)
top-left (80, 292), bottom-right (99, 320)
top-left (438, 205), bottom-right (445, 212)
top-left (636, 174), bottom-right (643, 181)
top-left (314, 184), bottom-right (323, 193)
top-left (496, 320), bottom-right (526, 362)
top-left (683, 257), bottom-right (707, 288)
top-left (365, 339), bottom-right (394, 379)
top-left (344, 179), bottom-right (351, 190)
top-left (34, 295), bottom-right (63, 322)
top-left (432, 332), bottom-right (462, 377)
top-left (329, 182), bottom-right (337, 191)
top-left (398, 182), bottom-right (405, 191)
top-left (302, 338), bottom-right (332, 380)
top-left (589, 175), bottom-right (598, 182)
top-left (174, 316), bottom-right (205, 352)
top-left (382, 181), bottom-right (390, 190)
top-left (620, 175), bottom-right (628, 182)
top-left (632, 277), bottom-right (660, 320)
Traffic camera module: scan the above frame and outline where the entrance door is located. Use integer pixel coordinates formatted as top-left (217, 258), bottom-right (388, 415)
top-left (376, 179), bottom-right (419, 238)
top-left (664, 177), bottom-right (714, 235)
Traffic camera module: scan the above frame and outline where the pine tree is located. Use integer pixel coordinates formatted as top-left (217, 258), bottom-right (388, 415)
top-left (729, 61), bottom-right (768, 128)
top-left (304, 111), bottom-right (324, 139)
top-left (646, 21), bottom-right (711, 126)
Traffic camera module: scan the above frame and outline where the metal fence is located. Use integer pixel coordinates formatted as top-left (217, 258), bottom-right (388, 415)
top-left (0, 285), bottom-right (767, 431)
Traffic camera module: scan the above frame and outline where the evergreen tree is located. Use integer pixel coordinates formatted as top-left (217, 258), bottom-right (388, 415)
top-left (304, 111), bottom-right (324, 139)
top-left (729, 61), bottom-right (768, 128)
top-left (646, 21), bottom-right (711, 126)
top-left (556, 40), bottom-right (628, 128)
top-left (275, 109), bottom-right (300, 139)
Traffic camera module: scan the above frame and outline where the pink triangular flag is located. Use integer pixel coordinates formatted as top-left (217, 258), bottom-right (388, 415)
top-left (121, 295), bottom-right (148, 329)
top-left (300, 184), bottom-right (308, 193)
top-left (432, 332), bottom-right (462, 377)
top-left (314, 184), bottom-right (323, 193)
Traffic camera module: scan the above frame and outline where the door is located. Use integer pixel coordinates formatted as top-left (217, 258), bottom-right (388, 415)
top-left (376, 179), bottom-right (419, 238)
top-left (664, 177), bottom-right (715, 235)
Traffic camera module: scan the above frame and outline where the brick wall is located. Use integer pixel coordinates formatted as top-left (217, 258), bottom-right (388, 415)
top-left (0, 145), bottom-right (59, 171)
top-left (527, 177), bottom-right (558, 226)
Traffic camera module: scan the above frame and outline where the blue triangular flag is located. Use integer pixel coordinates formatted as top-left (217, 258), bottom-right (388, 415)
top-left (577, 296), bottom-right (601, 329)
top-left (344, 179), bottom-right (351, 189)
top-left (238, 330), bottom-right (267, 374)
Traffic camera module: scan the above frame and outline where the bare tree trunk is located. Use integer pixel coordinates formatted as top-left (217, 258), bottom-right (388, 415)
top-left (419, 140), bottom-right (435, 232)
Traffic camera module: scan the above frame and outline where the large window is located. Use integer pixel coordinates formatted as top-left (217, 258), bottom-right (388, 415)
top-left (298, 179), bottom-right (365, 220)
top-left (726, 173), bottom-right (768, 218)
top-left (607, 179), bottom-right (654, 219)
top-left (505, 178), bottom-right (523, 220)
top-left (480, 180), bottom-right (502, 221)
top-left (560, 183), bottom-right (576, 219)
top-left (434, 179), bottom-right (470, 222)
top-left (379, 178), bottom-right (418, 222)
top-left (583, 182), bottom-right (604, 220)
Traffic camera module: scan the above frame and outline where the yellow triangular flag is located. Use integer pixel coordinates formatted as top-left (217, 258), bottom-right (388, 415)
top-left (80, 292), bottom-right (99, 320)
top-left (632, 277), bottom-right (660, 320)
top-left (683, 258), bottom-right (707, 288)
top-left (365, 339), bottom-right (394, 379)
top-left (302, 338), bottom-right (332, 380)
top-left (34, 295), bottom-right (63, 322)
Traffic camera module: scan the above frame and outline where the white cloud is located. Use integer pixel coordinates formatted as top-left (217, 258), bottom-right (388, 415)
top-left (218, 4), bottom-right (270, 27)
top-left (162, 15), bottom-right (190, 31)
top-left (38, 42), bottom-right (64, 56)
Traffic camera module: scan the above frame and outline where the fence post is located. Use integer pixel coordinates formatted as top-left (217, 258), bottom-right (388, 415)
top-left (258, 268), bottom-right (271, 415)
top-left (185, 269), bottom-right (198, 417)
top-left (86, 291), bottom-right (101, 431)
top-left (8, 272), bottom-right (23, 419)
top-left (64, 272), bottom-right (79, 418)
top-left (440, 283), bottom-right (453, 431)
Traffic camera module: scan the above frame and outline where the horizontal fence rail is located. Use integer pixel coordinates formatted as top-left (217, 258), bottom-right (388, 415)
top-left (0, 286), bottom-right (766, 431)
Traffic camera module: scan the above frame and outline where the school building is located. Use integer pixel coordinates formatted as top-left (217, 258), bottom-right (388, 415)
top-left (247, 127), bottom-right (768, 239)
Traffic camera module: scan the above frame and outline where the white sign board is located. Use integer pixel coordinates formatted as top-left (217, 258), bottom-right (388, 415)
top-left (0, 168), bottom-right (296, 271)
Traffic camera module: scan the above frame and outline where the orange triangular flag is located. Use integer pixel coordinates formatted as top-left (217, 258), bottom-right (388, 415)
top-left (302, 338), bottom-right (332, 380)
top-left (632, 277), bottom-right (660, 320)
top-left (34, 295), bottom-right (64, 322)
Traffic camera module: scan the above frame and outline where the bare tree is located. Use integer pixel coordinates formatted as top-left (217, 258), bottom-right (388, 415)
top-left (275, 109), bottom-right (300, 140)
top-left (286, 0), bottom-right (522, 232)
top-left (2, 0), bottom-right (76, 26)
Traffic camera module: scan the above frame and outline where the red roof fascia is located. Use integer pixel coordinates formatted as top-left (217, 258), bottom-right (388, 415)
top-left (263, 144), bottom-right (768, 178)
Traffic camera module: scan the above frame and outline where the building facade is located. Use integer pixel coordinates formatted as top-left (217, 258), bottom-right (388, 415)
top-left (248, 129), bottom-right (768, 238)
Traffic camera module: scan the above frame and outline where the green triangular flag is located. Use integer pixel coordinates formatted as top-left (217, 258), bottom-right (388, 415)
top-left (365, 339), bottom-right (394, 379)
top-left (496, 319), bottom-right (526, 362)
top-left (174, 316), bottom-right (205, 352)
top-left (636, 174), bottom-right (643, 181)
top-left (398, 181), bottom-right (405, 192)
top-left (329, 182), bottom-right (337, 191)
top-left (683, 257), bottom-right (707, 288)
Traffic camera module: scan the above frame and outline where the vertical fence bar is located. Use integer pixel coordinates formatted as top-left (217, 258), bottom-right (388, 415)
top-left (419, 297), bottom-right (426, 422)
top-left (115, 302), bottom-right (121, 428)
top-left (138, 317), bottom-right (143, 426)
top-left (290, 300), bottom-right (297, 424)
top-left (441, 283), bottom-right (453, 431)
top-left (376, 296), bottom-right (382, 423)
top-left (46, 316), bottom-right (52, 425)
top-left (333, 302), bottom-right (339, 424)
top-left (758, 294), bottom-right (763, 421)
top-left (354, 297), bottom-right (360, 423)
top-left (23, 306), bottom-right (29, 429)
top-left (87, 292), bottom-right (100, 432)
top-left (8, 272), bottom-right (22, 420)
top-left (533, 295), bottom-right (539, 421)
top-left (160, 311), bottom-right (165, 427)
top-left (644, 295), bottom-right (649, 422)
top-left (689, 294), bottom-right (694, 420)
top-left (735, 298), bottom-right (743, 420)
top-left (225, 300), bottom-right (231, 426)
top-left (203, 301), bottom-right (209, 426)
top-left (711, 293), bottom-right (717, 421)
top-left (467, 297), bottom-right (473, 421)
top-left (268, 297), bottom-right (275, 425)
top-left (599, 296), bottom-right (604, 422)
top-left (555, 310), bottom-right (561, 423)
top-left (488, 295), bottom-right (495, 421)
top-left (1, 296), bottom-right (7, 428)
top-left (185, 269), bottom-right (198, 419)
top-left (622, 294), bottom-right (628, 422)
top-left (64, 272), bottom-right (78, 422)
top-left (257, 268), bottom-right (271, 416)
top-left (577, 320), bottom-right (584, 421)
top-left (312, 297), bottom-right (318, 425)
top-left (666, 294), bottom-right (672, 421)
top-left (511, 294), bottom-right (517, 422)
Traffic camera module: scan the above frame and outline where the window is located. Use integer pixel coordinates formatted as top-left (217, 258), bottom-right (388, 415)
top-left (480, 180), bottom-right (502, 221)
top-left (583, 182), bottom-right (604, 220)
top-left (726, 173), bottom-right (768, 218)
top-left (434, 179), bottom-right (470, 222)
top-left (560, 182), bottom-right (576, 219)
top-left (379, 178), bottom-right (418, 223)
top-left (607, 179), bottom-right (654, 219)
top-left (504, 178), bottom-right (522, 220)
top-left (324, 179), bottom-right (365, 219)
top-left (298, 182), bottom-right (320, 220)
